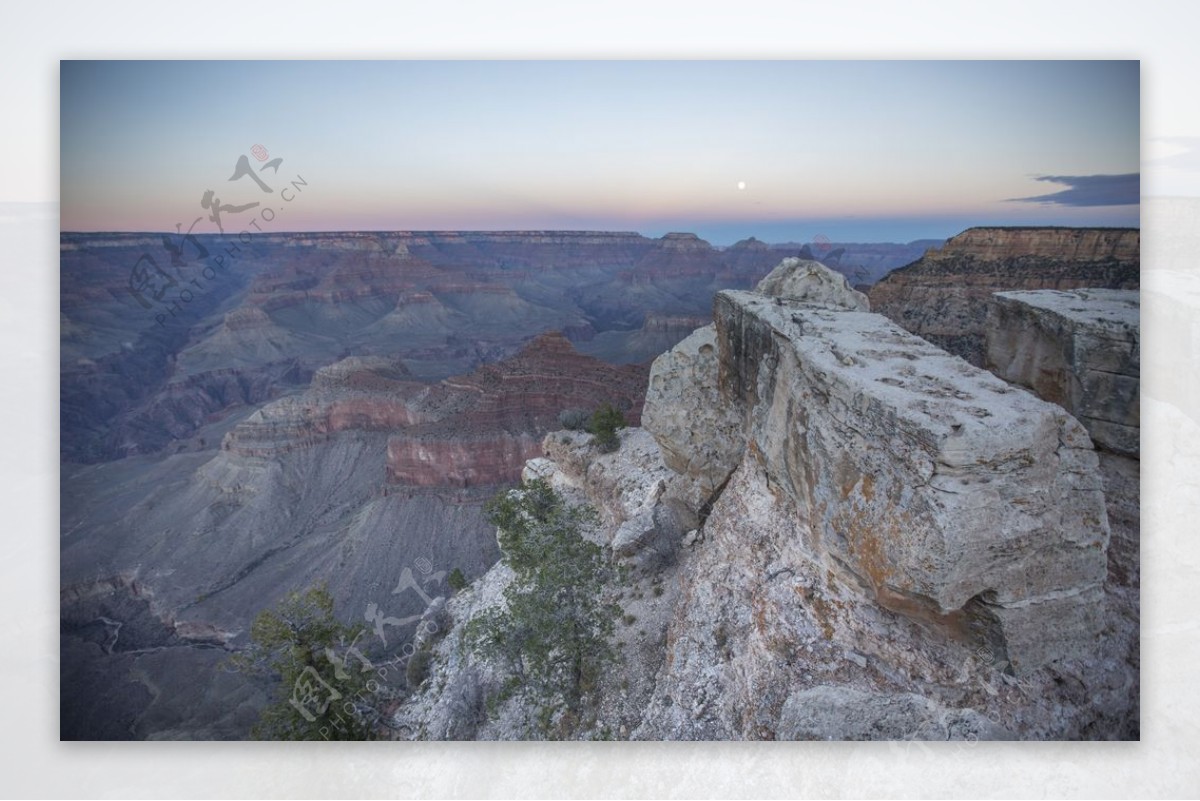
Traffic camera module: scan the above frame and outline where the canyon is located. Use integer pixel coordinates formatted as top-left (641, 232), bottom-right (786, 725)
top-left (66, 229), bottom-right (919, 739)
top-left (60, 227), bottom-right (1137, 740)
top-left (60, 331), bottom-right (648, 738)
top-left (61, 231), bottom-right (927, 464)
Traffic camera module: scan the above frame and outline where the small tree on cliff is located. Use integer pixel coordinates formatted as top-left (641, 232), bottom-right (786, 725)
top-left (229, 583), bottom-right (387, 740)
top-left (446, 567), bottom-right (468, 592)
top-left (587, 403), bottom-right (626, 453)
top-left (465, 479), bottom-right (621, 735)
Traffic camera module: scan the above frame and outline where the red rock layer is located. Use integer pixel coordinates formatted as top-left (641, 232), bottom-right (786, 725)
top-left (222, 332), bottom-right (648, 488)
top-left (385, 332), bottom-right (647, 486)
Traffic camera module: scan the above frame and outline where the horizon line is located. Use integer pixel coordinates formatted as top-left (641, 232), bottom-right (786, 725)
top-left (56, 224), bottom-right (1141, 243)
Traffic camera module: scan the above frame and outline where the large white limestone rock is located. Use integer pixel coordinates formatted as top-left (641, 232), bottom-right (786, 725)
top-left (651, 289), bottom-right (1112, 675)
top-left (642, 325), bottom-right (744, 495)
top-left (986, 288), bottom-right (1139, 456)
top-left (754, 257), bottom-right (870, 310)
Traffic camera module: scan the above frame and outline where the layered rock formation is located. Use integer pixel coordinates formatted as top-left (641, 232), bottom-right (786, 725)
top-left (400, 260), bottom-right (1135, 741)
top-left (984, 287), bottom-right (1141, 625)
top-left (920, 227), bottom-right (1139, 262)
top-left (61, 231), bottom-right (937, 463)
top-left (642, 259), bottom-right (869, 492)
top-left (222, 332), bottom-right (648, 488)
top-left (63, 231), bottom-right (1140, 741)
top-left (869, 227), bottom-right (1139, 365)
top-left (385, 333), bottom-right (647, 487)
top-left (986, 289), bottom-right (1140, 457)
top-left (60, 331), bottom-right (649, 739)
top-left (656, 278), bottom-right (1109, 675)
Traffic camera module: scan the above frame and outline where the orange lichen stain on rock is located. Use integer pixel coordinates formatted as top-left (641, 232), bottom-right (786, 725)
top-left (872, 584), bottom-right (974, 646)
top-left (860, 472), bottom-right (875, 502)
top-left (834, 502), bottom-right (896, 593)
top-left (832, 502), bottom-right (967, 643)
top-left (835, 455), bottom-right (876, 505)
top-left (832, 504), bottom-right (979, 646)
top-left (835, 456), bottom-right (857, 501)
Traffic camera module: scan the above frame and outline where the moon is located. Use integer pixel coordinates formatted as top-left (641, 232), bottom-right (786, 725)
top-left (737, 181), bottom-right (746, 190)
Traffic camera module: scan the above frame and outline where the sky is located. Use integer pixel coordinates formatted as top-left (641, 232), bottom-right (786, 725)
top-left (60, 60), bottom-right (1140, 244)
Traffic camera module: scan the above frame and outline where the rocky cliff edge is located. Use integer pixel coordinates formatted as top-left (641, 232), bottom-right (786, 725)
top-left (397, 260), bottom-right (1136, 741)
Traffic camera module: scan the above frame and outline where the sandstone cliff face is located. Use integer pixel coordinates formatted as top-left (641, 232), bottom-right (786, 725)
top-left (986, 289), bottom-right (1140, 457)
top-left (642, 260), bottom-right (869, 495)
top-left (641, 324), bottom-right (742, 494)
top-left (984, 287), bottom-right (1141, 644)
top-left (401, 261), bottom-right (1135, 741)
top-left (868, 227), bottom-right (1139, 366)
top-left (922, 227), bottom-right (1140, 262)
top-left (668, 289), bottom-right (1109, 675)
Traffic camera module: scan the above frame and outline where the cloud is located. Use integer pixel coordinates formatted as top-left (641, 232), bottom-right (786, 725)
top-left (1009, 173), bottom-right (1139, 207)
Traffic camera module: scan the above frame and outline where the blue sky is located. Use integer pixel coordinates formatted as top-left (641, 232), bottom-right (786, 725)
top-left (60, 60), bottom-right (1139, 243)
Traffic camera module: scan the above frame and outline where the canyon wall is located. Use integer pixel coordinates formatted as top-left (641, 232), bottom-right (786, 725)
top-left (986, 288), bottom-right (1140, 457)
top-left (921, 227), bottom-right (1140, 262)
top-left (222, 332), bottom-right (648, 487)
top-left (869, 227), bottom-right (1139, 366)
top-left (61, 231), bottom-right (935, 463)
top-left (61, 332), bottom-right (648, 739)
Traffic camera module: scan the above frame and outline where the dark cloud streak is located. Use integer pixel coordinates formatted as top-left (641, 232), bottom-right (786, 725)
top-left (1009, 173), bottom-right (1139, 207)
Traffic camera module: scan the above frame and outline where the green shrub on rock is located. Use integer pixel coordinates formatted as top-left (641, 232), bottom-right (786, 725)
top-left (586, 403), bottom-right (626, 453)
top-left (465, 479), bottom-right (622, 736)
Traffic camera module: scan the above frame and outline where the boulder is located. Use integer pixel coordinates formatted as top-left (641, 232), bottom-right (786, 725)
top-left (643, 325), bottom-right (744, 495)
top-left (986, 288), bottom-right (1139, 456)
top-left (657, 289), bottom-right (1112, 674)
top-left (753, 258), bottom-right (870, 310)
top-left (777, 685), bottom-right (1012, 741)
top-left (610, 512), bottom-right (657, 558)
